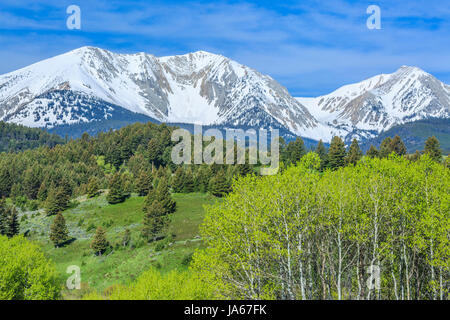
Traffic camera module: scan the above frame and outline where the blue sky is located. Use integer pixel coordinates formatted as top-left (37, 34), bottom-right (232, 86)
top-left (0, 0), bottom-right (449, 96)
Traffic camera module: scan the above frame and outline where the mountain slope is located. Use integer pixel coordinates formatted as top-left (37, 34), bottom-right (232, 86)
top-left (297, 66), bottom-right (450, 142)
top-left (0, 47), bottom-right (326, 140)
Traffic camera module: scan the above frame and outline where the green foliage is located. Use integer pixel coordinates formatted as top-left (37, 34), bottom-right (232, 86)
top-left (86, 177), bottom-right (100, 198)
top-left (49, 212), bottom-right (69, 247)
top-left (346, 138), bottom-right (363, 165)
top-left (0, 235), bottom-right (60, 300)
top-left (106, 173), bottom-right (126, 204)
top-left (366, 144), bottom-right (379, 158)
top-left (209, 169), bottom-right (231, 198)
top-left (0, 121), bottom-right (64, 153)
top-left (45, 187), bottom-right (69, 216)
top-left (286, 137), bottom-right (306, 165)
top-left (328, 136), bottom-right (346, 170)
top-left (142, 200), bottom-right (169, 242)
top-left (82, 268), bottom-right (218, 300)
top-left (135, 170), bottom-right (153, 196)
top-left (0, 200), bottom-right (19, 238)
top-left (315, 139), bottom-right (328, 170)
top-left (90, 226), bottom-right (110, 256)
top-left (154, 178), bottom-right (176, 214)
top-left (193, 154), bottom-right (450, 300)
top-left (424, 136), bottom-right (442, 162)
top-left (389, 135), bottom-right (407, 156)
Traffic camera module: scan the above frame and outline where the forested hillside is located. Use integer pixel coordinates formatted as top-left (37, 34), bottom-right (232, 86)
top-left (0, 119), bottom-right (448, 300)
top-left (0, 122), bottom-right (64, 152)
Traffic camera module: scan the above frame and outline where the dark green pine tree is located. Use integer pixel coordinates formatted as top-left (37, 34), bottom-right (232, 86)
top-left (237, 163), bottom-right (253, 177)
top-left (315, 140), bottom-right (328, 171)
top-left (424, 136), bottom-right (442, 162)
top-left (0, 167), bottom-right (12, 198)
top-left (328, 136), bottom-right (347, 170)
top-left (389, 135), bottom-right (407, 156)
top-left (147, 138), bottom-right (161, 167)
top-left (142, 200), bottom-right (168, 242)
top-left (171, 167), bottom-right (185, 193)
top-left (182, 168), bottom-right (195, 193)
top-left (209, 169), bottom-right (232, 198)
top-left (346, 139), bottom-right (363, 165)
top-left (154, 178), bottom-right (176, 214)
top-left (0, 198), bottom-right (7, 236)
top-left (22, 166), bottom-right (41, 200)
top-left (5, 207), bottom-right (19, 238)
top-left (379, 137), bottom-right (393, 158)
top-left (194, 166), bottom-right (210, 193)
top-left (49, 212), bottom-right (69, 247)
top-left (86, 177), bottom-right (100, 198)
top-left (90, 227), bottom-right (110, 256)
top-left (135, 170), bottom-right (153, 196)
top-left (45, 187), bottom-right (69, 216)
top-left (106, 173), bottom-right (125, 204)
top-left (286, 137), bottom-right (306, 165)
top-left (366, 145), bottom-right (379, 158)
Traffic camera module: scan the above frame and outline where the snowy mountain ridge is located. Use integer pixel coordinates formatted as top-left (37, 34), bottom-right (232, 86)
top-left (0, 46), bottom-right (449, 143)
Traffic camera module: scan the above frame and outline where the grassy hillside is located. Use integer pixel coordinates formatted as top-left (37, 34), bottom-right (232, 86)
top-left (362, 118), bottom-right (450, 154)
top-left (18, 192), bottom-right (218, 298)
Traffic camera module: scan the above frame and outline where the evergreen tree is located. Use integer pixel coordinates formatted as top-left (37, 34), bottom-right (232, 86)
top-left (409, 150), bottom-right (421, 162)
top-left (328, 136), bottom-right (347, 170)
top-left (135, 170), bottom-right (153, 196)
top-left (195, 166), bottom-right (210, 193)
top-left (106, 173), bottom-right (125, 204)
top-left (142, 200), bottom-right (168, 242)
top-left (182, 168), bottom-right (195, 193)
top-left (389, 135), bottom-right (407, 156)
top-left (366, 145), bottom-right (379, 158)
top-left (237, 163), bottom-right (253, 177)
top-left (0, 167), bottom-right (12, 198)
top-left (209, 170), bottom-right (231, 197)
top-left (379, 137), bottom-right (392, 158)
top-left (0, 198), bottom-right (7, 236)
top-left (315, 140), bottom-right (328, 170)
top-left (49, 212), bottom-right (69, 247)
top-left (286, 137), bottom-right (306, 164)
top-left (45, 187), bottom-right (69, 216)
top-left (5, 207), bottom-right (19, 238)
top-left (90, 227), bottom-right (110, 256)
top-left (424, 136), bottom-right (442, 162)
top-left (346, 139), bottom-right (363, 165)
top-left (154, 178), bottom-right (176, 214)
top-left (148, 138), bottom-right (161, 167)
top-left (37, 180), bottom-right (48, 202)
top-left (86, 177), bottom-right (100, 198)
top-left (171, 167), bottom-right (185, 193)
top-left (23, 167), bottom-right (41, 200)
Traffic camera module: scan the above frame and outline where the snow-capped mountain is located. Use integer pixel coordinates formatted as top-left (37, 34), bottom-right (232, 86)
top-left (0, 47), bottom-right (448, 143)
top-left (297, 66), bottom-right (450, 141)
top-left (0, 46), bottom-right (325, 140)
